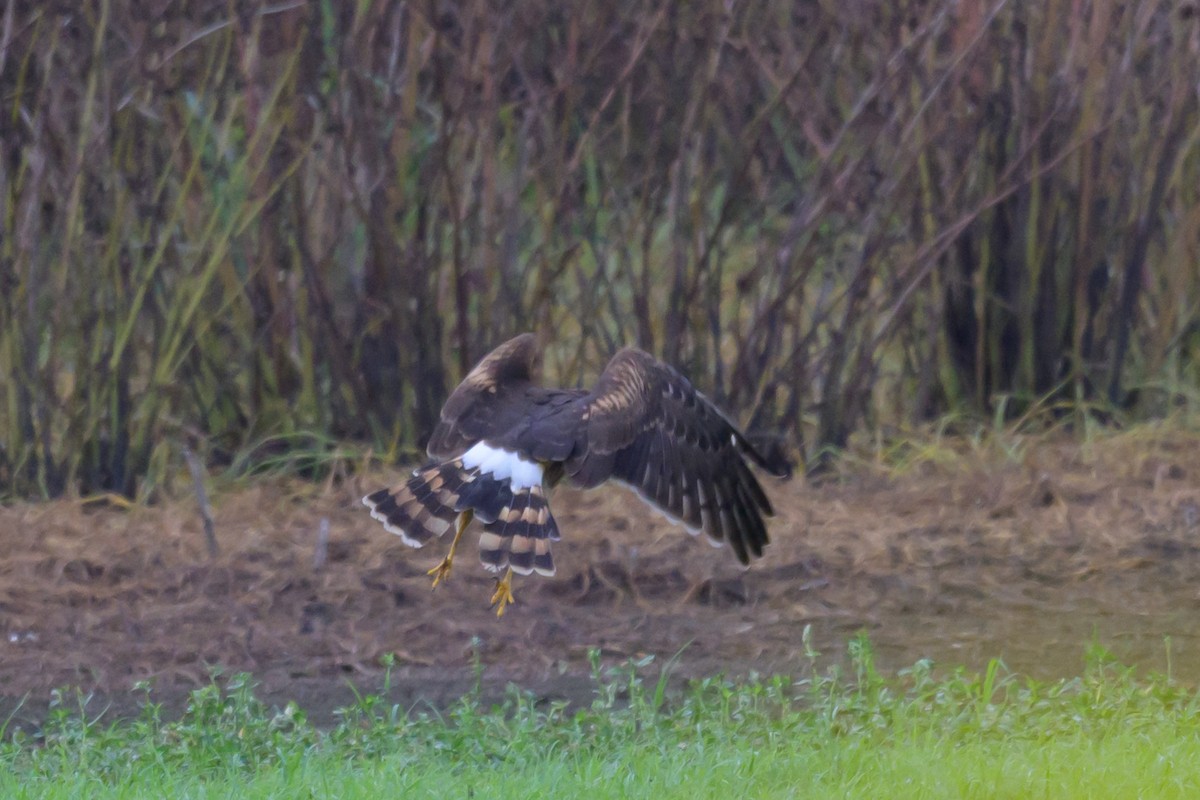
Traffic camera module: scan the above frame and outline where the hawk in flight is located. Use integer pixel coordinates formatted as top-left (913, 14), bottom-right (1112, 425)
top-left (363, 333), bottom-right (788, 615)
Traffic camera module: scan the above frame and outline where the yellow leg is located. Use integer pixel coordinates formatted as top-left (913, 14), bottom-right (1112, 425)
top-left (428, 510), bottom-right (472, 588)
top-left (489, 567), bottom-right (516, 617)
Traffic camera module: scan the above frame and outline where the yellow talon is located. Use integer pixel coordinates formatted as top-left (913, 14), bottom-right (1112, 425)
top-left (427, 557), bottom-right (453, 588)
top-left (429, 511), bottom-right (472, 590)
top-left (490, 568), bottom-right (516, 617)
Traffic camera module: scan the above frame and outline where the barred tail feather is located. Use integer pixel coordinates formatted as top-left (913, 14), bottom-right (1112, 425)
top-left (362, 461), bottom-right (467, 547)
top-left (478, 484), bottom-right (558, 577)
top-left (366, 447), bottom-right (560, 579)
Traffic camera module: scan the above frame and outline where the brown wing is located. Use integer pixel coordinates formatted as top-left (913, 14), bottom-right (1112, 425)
top-left (565, 347), bottom-right (787, 564)
top-left (425, 333), bottom-right (542, 459)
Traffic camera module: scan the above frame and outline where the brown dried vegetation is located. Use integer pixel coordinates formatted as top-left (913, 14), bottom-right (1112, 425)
top-left (2, 2), bottom-right (1200, 499)
top-left (4, 428), bottom-right (1200, 711)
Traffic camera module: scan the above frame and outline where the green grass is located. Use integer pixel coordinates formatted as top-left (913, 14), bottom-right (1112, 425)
top-left (4, 638), bottom-right (1200, 798)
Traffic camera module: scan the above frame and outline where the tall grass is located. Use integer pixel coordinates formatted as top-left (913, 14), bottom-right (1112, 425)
top-left (1, 1), bottom-right (1199, 498)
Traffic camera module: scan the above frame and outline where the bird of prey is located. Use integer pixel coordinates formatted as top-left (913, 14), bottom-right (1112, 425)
top-left (362, 333), bottom-right (788, 616)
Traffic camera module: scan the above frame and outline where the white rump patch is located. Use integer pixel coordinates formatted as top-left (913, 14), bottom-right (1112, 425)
top-left (461, 442), bottom-right (544, 490)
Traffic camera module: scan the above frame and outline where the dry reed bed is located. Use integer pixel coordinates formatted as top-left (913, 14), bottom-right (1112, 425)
top-left (2, 2), bottom-right (1199, 499)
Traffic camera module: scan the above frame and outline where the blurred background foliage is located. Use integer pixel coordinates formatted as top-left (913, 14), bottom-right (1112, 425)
top-left (1, 0), bottom-right (1199, 499)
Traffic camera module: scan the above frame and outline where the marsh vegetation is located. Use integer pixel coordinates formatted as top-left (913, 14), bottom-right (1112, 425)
top-left (3, 1), bottom-right (1199, 499)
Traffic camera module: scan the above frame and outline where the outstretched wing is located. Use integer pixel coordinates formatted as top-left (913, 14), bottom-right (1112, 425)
top-left (565, 347), bottom-right (788, 564)
top-left (425, 333), bottom-right (542, 459)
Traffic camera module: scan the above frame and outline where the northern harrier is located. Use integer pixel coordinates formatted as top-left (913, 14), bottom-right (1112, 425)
top-left (363, 333), bottom-right (789, 615)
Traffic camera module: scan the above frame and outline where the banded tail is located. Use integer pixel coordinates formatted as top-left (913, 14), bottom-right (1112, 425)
top-left (362, 443), bottom-right (560, 576)
top-left (362, 461), bottom-right (462, 548)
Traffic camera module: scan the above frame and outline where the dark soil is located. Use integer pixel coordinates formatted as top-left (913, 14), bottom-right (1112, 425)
top-left (5, 431), bottom-right (1200, 728)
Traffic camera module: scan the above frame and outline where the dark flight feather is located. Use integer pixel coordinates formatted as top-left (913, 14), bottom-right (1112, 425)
top-left (563, 346), bottom-right (789, 564)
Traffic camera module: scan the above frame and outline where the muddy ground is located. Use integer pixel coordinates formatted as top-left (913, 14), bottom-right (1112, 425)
top-left (5, 431), bottom-right (1200, 728)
